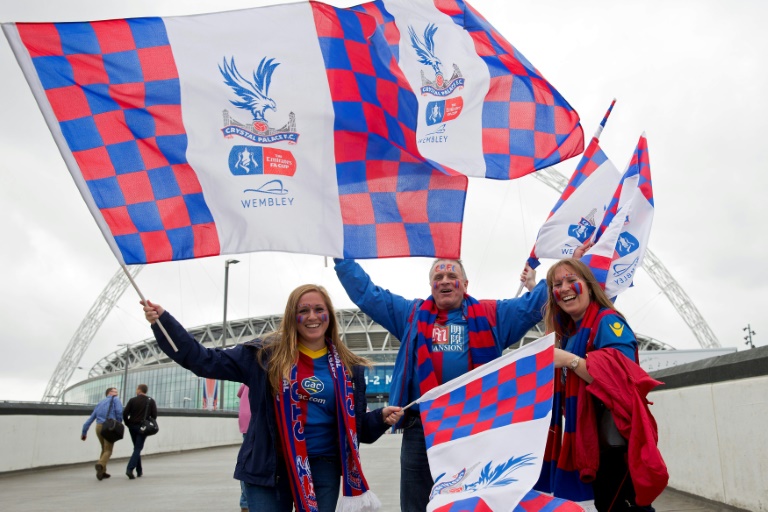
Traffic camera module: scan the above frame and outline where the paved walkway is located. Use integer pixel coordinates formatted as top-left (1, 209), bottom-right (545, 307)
top-left (0, 435), bottom-right (736, 511)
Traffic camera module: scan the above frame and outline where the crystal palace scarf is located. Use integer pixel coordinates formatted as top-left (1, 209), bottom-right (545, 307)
top-left (537, 301), bottom-right (605, 502)
top-left (415, 295), bottom-right (496, 396)
top-left (274, 341), bottom-right (379, 512)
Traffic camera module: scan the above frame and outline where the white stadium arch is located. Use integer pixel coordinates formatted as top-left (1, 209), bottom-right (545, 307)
top-left (41, 167), bottom-right (717, 402)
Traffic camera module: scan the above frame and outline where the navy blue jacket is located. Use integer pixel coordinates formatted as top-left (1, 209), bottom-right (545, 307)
top-left (152, 310), bottom-right (390, 487)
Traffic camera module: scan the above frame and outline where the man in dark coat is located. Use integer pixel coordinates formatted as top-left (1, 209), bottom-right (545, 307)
top-left (123, 383), bottom-right (157, 479)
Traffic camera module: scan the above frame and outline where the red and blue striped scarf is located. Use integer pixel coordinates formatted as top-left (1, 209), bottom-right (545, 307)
top-left (415, 295), bottom-right (497, 395)
top-left (274, 342), bottom-right (379, 512)
top-left (536, 301), bottom-right (605, 503)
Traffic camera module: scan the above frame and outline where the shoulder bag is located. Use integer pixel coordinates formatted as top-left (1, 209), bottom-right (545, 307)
top-left (101, 396), bottom-right (125, 443)
top-left (139, 397), bottom-right (159, 436)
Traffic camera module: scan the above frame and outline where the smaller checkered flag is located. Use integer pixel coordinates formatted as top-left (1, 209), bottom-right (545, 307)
top-left (408, 333), bottom-right (566, 511)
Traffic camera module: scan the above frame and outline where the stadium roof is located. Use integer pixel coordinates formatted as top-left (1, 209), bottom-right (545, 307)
top-left (88, 308), bottom-right (674, 379)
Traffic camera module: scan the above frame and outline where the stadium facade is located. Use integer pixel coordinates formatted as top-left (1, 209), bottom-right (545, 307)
top-left (63, 309), bottom-right (674, 410)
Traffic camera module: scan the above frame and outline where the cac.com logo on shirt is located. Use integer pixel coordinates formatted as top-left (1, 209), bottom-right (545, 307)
top-left (301, 376), bottom-right (324, 395)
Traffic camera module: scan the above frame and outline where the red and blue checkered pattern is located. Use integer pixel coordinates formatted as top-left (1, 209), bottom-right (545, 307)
top-left (548, 138), bottom-right (609, 222)
top-left (593, 134), bottom-right (651, 246)
top-left (430, 481), bottom-right (581, 511)
top-left (634, 135), bottom-right (653, 206)
top-left (313, 3), bottom-right (467, 259)
top-left (433, 496), bottom-right (493, 512)
top-left (420, 347), bottom-right (553, 449)
top-left (17, 19), bottom-right (219, 264)
top-left (435, 0), bottom-right (583, 178)
top-left (515, 490), bottom-right (584, 511)
top-left (527, 100), bottom-right (616, 269)
top-left (592, 171), bottom-right (623, 245)
top-left (527, 100), bottom-right (617, 270)
top-left (527, 138), bottom-right (610, 267)
top-left (580, 253), bottom-right (612, 291)
top-left (348, 1), bottom-right (401, 61)
top-left (350, 0), bottom-right (584, 180)
top-left (589, 134), bottom-right (652, 289)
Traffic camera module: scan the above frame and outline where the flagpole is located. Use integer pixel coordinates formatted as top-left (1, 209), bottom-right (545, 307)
top-left (593, 98), bottom-right (617, 141)
top-left (120, 264), bottom-right (179, 352)
top-left (401, 399), bottom-right (420, 411)
top-left (519, 98), bottom-right (617, 293)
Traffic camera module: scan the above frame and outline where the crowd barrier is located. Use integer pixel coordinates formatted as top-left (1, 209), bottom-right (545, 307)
top-left (0, 404), bottom-right (241, 473)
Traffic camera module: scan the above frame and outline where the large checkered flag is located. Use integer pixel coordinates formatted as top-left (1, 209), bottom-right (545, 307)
top-left (350, 0), bottom-right (584, 180)
top-left (3, 3), bottom-right (467, 264)
top-left (4, 3), bottom-right (469, 353)
top-left (408, 334), bottom-right (582, 511)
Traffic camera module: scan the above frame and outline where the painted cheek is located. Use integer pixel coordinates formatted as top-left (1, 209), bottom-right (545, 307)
top-left (553, 289), bottom-right (562, 302)
top-left (572, 282), bottom-right (583, 295)
top-left (297, 315), bottom-right (305, 324)
top-left (433, 281), bottom-right (438, 289)
top-left (320, 313), bottom-right (328, 323)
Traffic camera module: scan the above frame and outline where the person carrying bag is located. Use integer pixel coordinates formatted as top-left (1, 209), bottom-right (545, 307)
top-left (81, 387), bottom-right (123, 480)
top-left (123, 384), bottom-right (158, 479)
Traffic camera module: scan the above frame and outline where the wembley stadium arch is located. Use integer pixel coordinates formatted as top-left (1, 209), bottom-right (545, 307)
top-left (43, 166), bottom-right (714, 404)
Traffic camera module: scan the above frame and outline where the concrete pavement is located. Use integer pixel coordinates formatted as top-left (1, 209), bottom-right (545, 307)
top-left (0, 434), bottom-right (740, 511)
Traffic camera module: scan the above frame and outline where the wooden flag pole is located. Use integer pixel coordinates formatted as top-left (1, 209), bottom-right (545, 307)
top-left (120, 264), bottom-right (178, 352)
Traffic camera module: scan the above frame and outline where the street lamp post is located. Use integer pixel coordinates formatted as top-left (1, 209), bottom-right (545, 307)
top-left (118, 343), bottom-right (130, 398)
top-left (222, 259), bottom-right (240, 347)
top-left (743, 324), bottom-right (756, 349)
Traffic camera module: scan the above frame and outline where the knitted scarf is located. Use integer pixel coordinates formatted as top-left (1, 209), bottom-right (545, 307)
top-left (274, 341), bottom-right (379, 512)
top-left (536, 301), bottom-right (606, 503)
top-left (415, 295), bottom-right (496, 396)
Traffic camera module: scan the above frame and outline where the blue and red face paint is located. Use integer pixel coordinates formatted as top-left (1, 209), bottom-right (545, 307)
top-left (553, 281), bottom-right (583, 302)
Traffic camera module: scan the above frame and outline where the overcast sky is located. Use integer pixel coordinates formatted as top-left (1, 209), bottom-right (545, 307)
top-left (1, 0), bottom-right (765, 402)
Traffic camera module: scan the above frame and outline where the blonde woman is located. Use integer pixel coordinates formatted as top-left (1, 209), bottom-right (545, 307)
top-left (535, 259), bottom-right (666, 511)
top-left (143, 284), bottom-right (402, 512)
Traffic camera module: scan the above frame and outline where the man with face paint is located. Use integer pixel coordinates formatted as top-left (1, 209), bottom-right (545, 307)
top-left (334, 258), bottom-right (546, 512)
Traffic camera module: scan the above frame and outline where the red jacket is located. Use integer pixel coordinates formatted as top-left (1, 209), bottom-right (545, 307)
top-left (583, 348), bottom-right (669, 506)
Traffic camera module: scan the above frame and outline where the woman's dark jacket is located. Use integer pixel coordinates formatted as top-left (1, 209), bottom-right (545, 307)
top-left (152, 310), bottom-right (390, 486)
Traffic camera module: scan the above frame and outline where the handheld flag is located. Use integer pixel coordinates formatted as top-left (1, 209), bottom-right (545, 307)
top-left (414, 334), bottom-right (560, 511)
top-left (528, 101), bottom-right (620, 269)
top-left (350, 0), bottom-right (584, 179)
top-left (3, 2), bottom-right (467, 264)
top-left (582, 134), bottom-right (654, 297)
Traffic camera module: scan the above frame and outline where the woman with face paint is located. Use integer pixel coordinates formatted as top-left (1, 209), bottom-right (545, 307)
top-left (536, 259), bottom-right (666, 512)
top-left (141, 284), bottom-right (403, 512)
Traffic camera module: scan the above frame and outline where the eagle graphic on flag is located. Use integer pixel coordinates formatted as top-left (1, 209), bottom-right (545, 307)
top-left (582, 134), bottom-right (654, 298)
top-left (527, 101), bottom-right (621, 268)
top-left (411, 334), bottom-right (583, 511)
top-left (3, 1), bottom-right (468, 264)
top-left (350, 0), bottom-right (584, 180)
